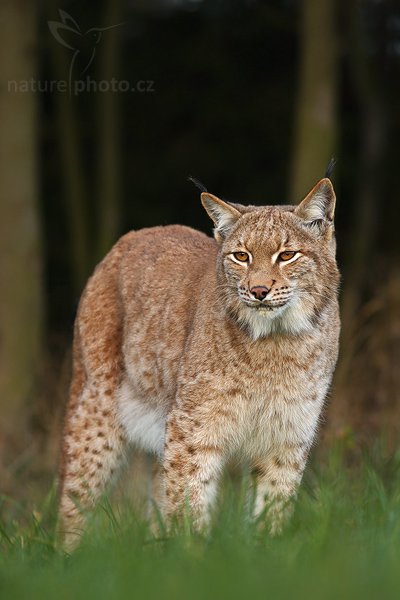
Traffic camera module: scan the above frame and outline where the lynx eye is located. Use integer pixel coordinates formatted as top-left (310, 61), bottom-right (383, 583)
top-left (233, 251), bottom-right (250, 263)
top-left (279, 251), bottom-right (297, 262)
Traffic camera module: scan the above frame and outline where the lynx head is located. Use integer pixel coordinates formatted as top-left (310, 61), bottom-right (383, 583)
top-left (201, 179), bottom-right (339, 339)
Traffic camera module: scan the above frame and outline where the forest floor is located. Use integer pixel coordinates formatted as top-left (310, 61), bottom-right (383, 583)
top-left (1, 446), bottom-right (400, 600)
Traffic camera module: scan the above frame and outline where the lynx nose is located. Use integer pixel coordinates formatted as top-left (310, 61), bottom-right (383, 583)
top-left (250, 286), bottom-right (270, 301)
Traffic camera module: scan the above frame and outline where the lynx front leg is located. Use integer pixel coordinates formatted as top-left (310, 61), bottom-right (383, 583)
top-left (252, 443), bottom-right (309, 535)
top-left (163, 413), bottom-right (224, 529)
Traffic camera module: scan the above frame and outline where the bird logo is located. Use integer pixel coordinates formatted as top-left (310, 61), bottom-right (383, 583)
top-left (48, 10), bottom-right (123, 93)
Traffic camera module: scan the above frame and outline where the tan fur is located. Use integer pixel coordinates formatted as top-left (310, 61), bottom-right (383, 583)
top-left (58, 178), bottom-right (340, 549)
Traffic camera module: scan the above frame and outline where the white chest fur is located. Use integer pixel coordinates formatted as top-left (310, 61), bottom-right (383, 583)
top-left (117, 379), bottom-right (167, 456)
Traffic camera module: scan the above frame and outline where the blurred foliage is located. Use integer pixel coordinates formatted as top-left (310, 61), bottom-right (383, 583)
top-left (3, 449), bottom-right (400, 598)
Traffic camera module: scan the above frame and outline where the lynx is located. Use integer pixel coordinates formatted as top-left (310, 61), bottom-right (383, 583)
top-left (58, 177), bottom-right (340, 550)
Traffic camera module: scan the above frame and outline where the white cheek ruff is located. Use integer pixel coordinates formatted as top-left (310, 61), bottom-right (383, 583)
top-left (236, 297), bottom-right (314, 340)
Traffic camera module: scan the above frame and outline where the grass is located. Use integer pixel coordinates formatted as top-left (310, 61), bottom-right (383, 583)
top-left (2, 446), bottom-right (400, 600)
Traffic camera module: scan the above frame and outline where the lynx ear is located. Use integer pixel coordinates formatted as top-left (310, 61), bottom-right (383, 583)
top-left (295, 178), bottom-right (336, 225)
top-left (201, 192), bottom-right (241, 242)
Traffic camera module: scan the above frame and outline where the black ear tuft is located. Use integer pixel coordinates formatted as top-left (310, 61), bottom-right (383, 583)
top-left (188, 176), bottom-right (208, 193)
top-left (325, 157), bottom-right (336, 180)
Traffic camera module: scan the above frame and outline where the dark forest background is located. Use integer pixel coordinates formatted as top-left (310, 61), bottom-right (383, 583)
top-left (0, 0), bottom-right (399, 500)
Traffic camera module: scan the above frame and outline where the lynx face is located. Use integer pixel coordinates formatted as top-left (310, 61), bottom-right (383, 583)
top-left (202, 179), bottom-right (338, 339)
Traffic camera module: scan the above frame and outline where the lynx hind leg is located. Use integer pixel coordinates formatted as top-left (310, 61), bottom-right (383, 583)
top-left (58, 378), bottom-right (126, 551)
top-left (58, 261), bottom-right (127, 551)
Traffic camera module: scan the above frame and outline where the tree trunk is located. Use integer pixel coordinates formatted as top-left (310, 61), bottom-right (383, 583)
top-left (0, 1), bottom-right (43, 476)
top-left (96, 0), bottom-right (123, 260)
top-left (46, 0), bottom-right (91, 296)
top-left (290, 0), bottom-right (337, 201)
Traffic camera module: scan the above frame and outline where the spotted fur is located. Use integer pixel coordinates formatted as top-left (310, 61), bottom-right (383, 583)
top-left (58, 178), bottom-right (340, 550)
